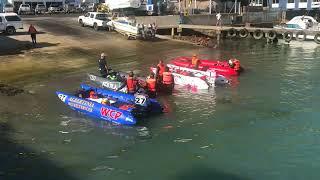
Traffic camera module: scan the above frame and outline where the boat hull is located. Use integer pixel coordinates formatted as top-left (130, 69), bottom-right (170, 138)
top-left (56, 91), bottom-right (137, 125)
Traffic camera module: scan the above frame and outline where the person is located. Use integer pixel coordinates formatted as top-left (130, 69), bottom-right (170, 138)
top-left (98, 53), bottom-right (108, 78)
top-left (28, 24), bottom-right (37, 45)
top-left (216, 12), bottom-right (222, 27)
top-left (126, 71), bottom-right (139, 94)
top-left (162, 67), bottom-right (174, 92)
top-left (231, 15), bottom-right (234, 25)
top-left (89, 90), bottom-right (98, 99)
top-left (146, 73), bottom-right (157, 98)
top-left (191, 54), bottom-right (200, 69)
top-left (233, 59), bottom-right (241, 71)
top-left (156, 60), bottom-right (166, 83)
top-left (101, 98), bottom-right (110, 105)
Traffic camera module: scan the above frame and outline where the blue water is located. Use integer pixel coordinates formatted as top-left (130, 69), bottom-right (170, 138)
top-left (1, 39), bottom-right (320, 180)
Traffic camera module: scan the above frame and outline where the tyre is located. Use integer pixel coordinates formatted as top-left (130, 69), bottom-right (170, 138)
top-left (266, 30), bottom-right (277, 40)
top-left (79, 19), bottom-right (84, 27)
top-left (227, 28), bottom-right (237, 38)
top-left (239, 28), bottom-right (248, 38)
top-left (252, 29), bottom-right (264, 40)
top-left (295, 31), bottom-right (306, 41)
top-left (6, 26), bottom-right (16, 35)
top-left (314, 33), bottom-right (320, 44)
top-left (93, 23), bottom-right (99, 31)
top-left (283, 31), bottom-right (293, 42)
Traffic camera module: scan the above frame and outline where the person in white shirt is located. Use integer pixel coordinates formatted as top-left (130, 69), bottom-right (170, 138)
top-left (216, 12), bottom-right (222, 26)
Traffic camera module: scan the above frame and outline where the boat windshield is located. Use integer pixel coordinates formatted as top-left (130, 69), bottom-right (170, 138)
top-left (286, 24), bottom-right (302, 29)
top-left (96, 14), bottom-right (108, 20)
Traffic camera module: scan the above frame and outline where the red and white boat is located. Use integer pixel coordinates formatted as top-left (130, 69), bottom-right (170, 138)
top-left (150, 64), bottom-right (229, 90)
top-left (170, 56), bottom-right (243, 77)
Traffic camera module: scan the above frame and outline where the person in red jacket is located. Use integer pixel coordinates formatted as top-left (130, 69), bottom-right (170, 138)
top-left (28, 24), bottom-right (37, 45)
top-left (162, 67), bottom-right (174, 93)
top-left (146, 73), bottom-right (157, 98)
top-left (156, 60), bottom-right (166, 83)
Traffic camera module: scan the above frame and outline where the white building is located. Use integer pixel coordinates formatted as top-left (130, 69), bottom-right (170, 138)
top-left (270, 0), bottom-right (320, 10)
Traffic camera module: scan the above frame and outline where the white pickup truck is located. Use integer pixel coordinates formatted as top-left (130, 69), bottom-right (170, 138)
top-left (78, 12), bottom-right (110, 31)
top-left (0, 13), bottom-right (23, 35)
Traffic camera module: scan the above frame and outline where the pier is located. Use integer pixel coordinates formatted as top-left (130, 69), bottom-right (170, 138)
top-left (164, 24), bottom-right (320, 44)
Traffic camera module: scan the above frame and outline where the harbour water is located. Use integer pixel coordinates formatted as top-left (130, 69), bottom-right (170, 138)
top-left (1, 38), bottom-right (320, 180)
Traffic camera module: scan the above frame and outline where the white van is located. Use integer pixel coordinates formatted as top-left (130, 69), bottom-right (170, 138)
top-left (0, 13), bottom-right (23, 35)
top-left (4, 4), bottom-right (14, 12)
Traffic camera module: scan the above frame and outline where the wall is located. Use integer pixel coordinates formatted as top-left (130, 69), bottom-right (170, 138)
top-left (135, 15), bottom-right (180, 26)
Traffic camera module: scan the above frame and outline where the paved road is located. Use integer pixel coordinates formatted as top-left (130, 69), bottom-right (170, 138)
top-left (22, 15), bottom-right (119, 40)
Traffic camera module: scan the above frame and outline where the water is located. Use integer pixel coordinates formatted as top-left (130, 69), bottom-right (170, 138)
top-left (1, 39), bottom-right (320, 180)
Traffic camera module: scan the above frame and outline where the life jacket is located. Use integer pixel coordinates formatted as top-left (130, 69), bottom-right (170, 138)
top-left (233, 60), bottom-right (240, 71)
top-left (191, 57), bottom-right (199, 66)
top-left (146, 78), bottom-right (156, 92)
top-left (157, 63), bottom-right (165, 76)
top-left (127, 77), bottom-right (137, 93)
top-left (162, 72), bottom-right (173, 85)
top-left (89, 91), bottom-right (98, 99)
top-left (28, 25), bottom-right (37, 34)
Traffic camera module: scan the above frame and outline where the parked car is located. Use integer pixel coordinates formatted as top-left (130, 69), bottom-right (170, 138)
top-left (78, 12), bottom-right (110, 30)
top-left (18, 4), bottom-right (33, 15)
top-left (35, 3), bottom-right (46, 14)
top-left (3, 4), bottom-right (14, 13)
top-left (48, 4), bottom-right (63, 13)
top-left (64, 4), bottom-right (77, 13)
top-left (0, 13), bottom-right (23, 35)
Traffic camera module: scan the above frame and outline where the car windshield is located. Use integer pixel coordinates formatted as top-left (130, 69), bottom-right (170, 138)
top-left (22, 5), bottom-right (29, 7)
top-left (5, 16), bottom-right (21, 21)
top-left (5, 4), bottom-right (13, 7)
top-left (96, 14), bottom-right (108, 20)
top-left (38, 4), bottom-right (45, 7)
top-left (50, 4), bottom-right (59, 7)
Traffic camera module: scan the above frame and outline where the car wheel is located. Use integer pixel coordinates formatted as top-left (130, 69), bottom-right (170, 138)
top-left (93, 23), bottom-right (99, 31)
top-left (6, 26), bottom-right (16, 35)
top-left (79, 19), bottom-right (84, 27)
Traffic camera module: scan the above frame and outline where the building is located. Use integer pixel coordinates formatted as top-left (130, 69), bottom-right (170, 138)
top-left (270, 0), bottom-right (320, 10)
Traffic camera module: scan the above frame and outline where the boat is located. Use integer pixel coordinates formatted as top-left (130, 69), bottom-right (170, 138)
top-left (167, 64), bottom-right (229, 86)
top-left (150, 66), bottom-right (210, 90)
top-left (88, 73), bottom-right (128, 93)
top-left (107, 16), bottom-right (139, 39)
top-left (107, 16), bottom-right (155, 40)
top-left (170, 56), bottom-right (242, 77)
top-left (274, 16), bottom-right (320, 40)
top-left (88, 71), bottom-right (173, 95)
top-left (56, 84), bottom-right (162, 125)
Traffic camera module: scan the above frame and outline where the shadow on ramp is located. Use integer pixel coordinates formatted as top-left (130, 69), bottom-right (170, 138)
top-left (0, 36), bottom-right (59, 56)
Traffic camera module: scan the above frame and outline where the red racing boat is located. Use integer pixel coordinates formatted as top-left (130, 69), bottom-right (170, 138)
top-left (170, 56), bottom-right (243, 76)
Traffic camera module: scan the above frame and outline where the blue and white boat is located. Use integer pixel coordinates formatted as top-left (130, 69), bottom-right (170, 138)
top-left (56, 84), bottom-right (162, 125)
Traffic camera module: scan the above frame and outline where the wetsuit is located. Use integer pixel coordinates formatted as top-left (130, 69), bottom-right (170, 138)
top-left (98, 58), bottom-right (108, 78)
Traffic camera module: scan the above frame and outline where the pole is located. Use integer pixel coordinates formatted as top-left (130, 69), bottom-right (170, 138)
top-left (209, 0), bottom-right (212, 14)
top-left (195, 0), bottom-right (197, 9)
top-left (178, 0), bottom-right (181, 12)
top-left (234, 0), bottom-right (237, 13)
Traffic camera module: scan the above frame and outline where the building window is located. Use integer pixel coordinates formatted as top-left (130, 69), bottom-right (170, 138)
top-left (300, 0), bottom-right (307, 2)
top-left (273, 0), bottom-right (279, 3)
top-left (288, 0), bottom-right (294, 3)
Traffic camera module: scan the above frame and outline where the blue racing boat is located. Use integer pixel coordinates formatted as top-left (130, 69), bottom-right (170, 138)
top-left (56, 84), bottom-right (163, 125)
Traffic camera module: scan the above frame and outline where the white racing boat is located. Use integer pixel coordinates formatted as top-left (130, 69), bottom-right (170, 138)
top-left (150, 66), bottom-right (210, 90)
top-left (274, 16), bottom-right (320, 41)
top-left (107, 16), bottom-right (139, 39)
top-left (167, 64), bottom-right (229, 86)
